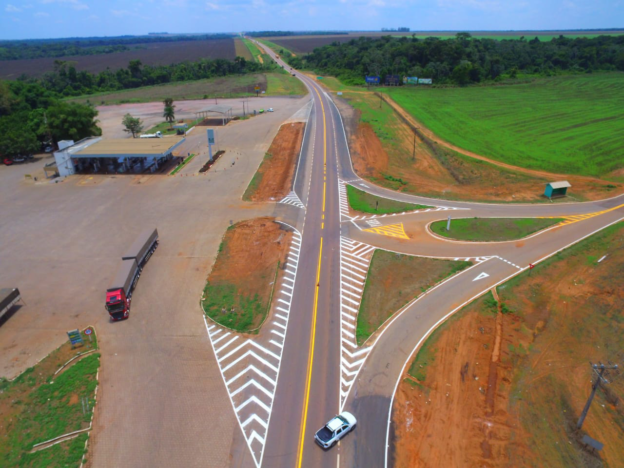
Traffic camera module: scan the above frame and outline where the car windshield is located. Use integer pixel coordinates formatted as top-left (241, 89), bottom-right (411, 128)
top-left (106, 301), bottom-right (124, 313)
top-left (316, 426), bottom-right (334, 442)
top-left (337, 415), bottom-right (349, 425)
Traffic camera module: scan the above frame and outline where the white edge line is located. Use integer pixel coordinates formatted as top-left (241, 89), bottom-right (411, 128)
top-left (382, 212), bottom-right (624, 468)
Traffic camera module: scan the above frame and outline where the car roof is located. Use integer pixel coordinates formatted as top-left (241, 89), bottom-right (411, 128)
top-left (327, 417), bottom-right (343, 432)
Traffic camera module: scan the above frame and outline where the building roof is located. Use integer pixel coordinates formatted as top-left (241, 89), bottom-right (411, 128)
top-left (198, 105), bottom-right (232, 114)
top-left (73, 137), bottom-right (185, 158)
top-left (547, 181), bottom-right (571, 189)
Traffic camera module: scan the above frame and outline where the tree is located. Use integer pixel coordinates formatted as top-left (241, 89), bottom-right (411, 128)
top-left (46, 101), bottom-right (101, 142)
top-left (163, 102), bottom-right (176, 128)
top-left (0, 113), bottom-right (40, 156)
top-left (122, 113), bottom-right (144, 138)
top-left (163, 97), bottom-right (173, 107)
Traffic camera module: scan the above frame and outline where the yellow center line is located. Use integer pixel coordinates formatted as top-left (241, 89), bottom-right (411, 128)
top-left (296, 84), bottom-right (328, 468)
top-left (297, 237), bottom-right (323, 468)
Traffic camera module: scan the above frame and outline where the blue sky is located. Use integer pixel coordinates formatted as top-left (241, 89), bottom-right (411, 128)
top-left (1, 0), bottom-right (622, 40)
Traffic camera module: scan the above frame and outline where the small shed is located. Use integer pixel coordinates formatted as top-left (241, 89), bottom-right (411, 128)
top-left (544, 181), bottom-right (571, 198)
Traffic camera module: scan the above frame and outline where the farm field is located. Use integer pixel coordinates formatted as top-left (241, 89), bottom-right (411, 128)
top-left (267, 31), bottom-right (624, 54)
top-left (69, 72), bottom-right (304, 106)
top-left (0, 38), bottom-right (236, 79)
top-left (393, 221), bottom-right (624, 467)
top-left (385, 73), bottom-right (624, 178)
top-left (234, 38), bottom-right (253, 60)
top-left (320, 75), bottom-right (620, 202)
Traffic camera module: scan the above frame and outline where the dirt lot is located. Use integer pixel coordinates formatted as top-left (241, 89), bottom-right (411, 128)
top-left (202, 218), bottom-right (293, 331)
top-left (0, 39), bottom-right (236, 79)
top-left (244, 122), bottom-right (305, 201)
top-left (392, 222), bottom-right (624, 467)
top-left (336, 92), bottom-right (621, 202)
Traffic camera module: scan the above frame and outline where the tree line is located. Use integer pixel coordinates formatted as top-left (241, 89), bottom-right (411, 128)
top-left (30, 56), bottom-right (268, 97)
top-left (301, 33), bottom-right (624, 85)
top-left (247, 31), bottom-right (348, 37)
top-left (0, 34), bottom-right (234, 61)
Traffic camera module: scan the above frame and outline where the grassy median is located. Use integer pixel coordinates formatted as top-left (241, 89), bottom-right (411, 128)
top-left (356, 250), bottom-right (471, 345)
top-left (430, 217), bottom-right (563, 242)
top-left (346, 185), bottom-right (430, 215)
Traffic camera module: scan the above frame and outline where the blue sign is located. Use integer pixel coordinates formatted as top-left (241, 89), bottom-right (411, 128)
top-left (418, 78), bottom-right (433, 85)
top-left (365, 76), bottom-right (380, 84)
top-left (67, 329), bottom-right (84, 347)
top-left (385, 75), bottom-right (401, 86)
top-left (207, 129), bottom-right (215, 145)
top-left (403, 76), bottom-right (418, 85)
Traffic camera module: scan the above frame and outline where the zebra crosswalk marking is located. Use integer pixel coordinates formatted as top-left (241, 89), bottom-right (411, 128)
top-left (279, 191), bottom-right (305, 209)
top-left (539, 203), bottom-right (624, 226)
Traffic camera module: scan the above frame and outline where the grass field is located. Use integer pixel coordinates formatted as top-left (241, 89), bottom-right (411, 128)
top-left (70, 72), bottom-right (305, 105)
top-left (0, 328), bottom-right (100, 468)
top-left (242, 38), bottom-right (272, 64)
top-left (357, 250), bottom-right (471, 344)
top-left (384, 73), bottom-right (624, 177)
top-left (234, 38), bottom-right (253, 60)
top-left (430, 217), bottom-right (563, 241)
top-left (347, 184), bottom-right (430, 214)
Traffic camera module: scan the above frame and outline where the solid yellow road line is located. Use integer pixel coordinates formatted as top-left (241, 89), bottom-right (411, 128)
top-left (296, 237), bottom-right (323, 468)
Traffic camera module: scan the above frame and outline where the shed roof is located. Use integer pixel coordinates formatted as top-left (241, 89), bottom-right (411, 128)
top-left (198, 105), bottom-right (232, 114)
top-left (73, 137), bottom-right (184, 158)
top-left (547, 181), bottom-right (571, 189)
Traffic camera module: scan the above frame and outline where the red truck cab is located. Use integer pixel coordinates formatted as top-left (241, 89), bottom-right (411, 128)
top-left (106, 290), bottom-right (129, 320)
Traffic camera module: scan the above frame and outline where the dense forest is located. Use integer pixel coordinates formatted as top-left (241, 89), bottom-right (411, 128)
top-left (300, 33), bottom-right (624, 85)
top-left (21, 56), bottom-right (268, 97)
top-left (0, 34), bottom-right (234, 61)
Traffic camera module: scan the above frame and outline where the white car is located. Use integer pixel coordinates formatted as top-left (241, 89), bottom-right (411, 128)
top-left (314, 412), bottom-right (357, 449)
top-left (267, 108), bottom-right (274, 112)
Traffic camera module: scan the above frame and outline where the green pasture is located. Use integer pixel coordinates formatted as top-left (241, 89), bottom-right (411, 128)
top-left (430, 217), bottom-right (564, 241)
top-left (385, 73), bottom-right (624, 177)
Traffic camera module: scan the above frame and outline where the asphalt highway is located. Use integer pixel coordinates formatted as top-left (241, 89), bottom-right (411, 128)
top-left (251, 40), bottom-right (624, 468)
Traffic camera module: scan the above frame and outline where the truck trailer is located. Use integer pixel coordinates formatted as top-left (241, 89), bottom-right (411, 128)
top-left (106, 228), bottom-right (158, 321)
top-left (0, 288), bottom-right (21, 321)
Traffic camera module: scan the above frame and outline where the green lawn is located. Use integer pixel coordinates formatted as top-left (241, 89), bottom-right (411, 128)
top-left (0, 328), bottom-right (100, 468)
top-left (384, 73), bottom-right (624, 177)
top-left (346, 184), bottom-right (430, 214)
top-left (266, 73), bottom-right (307, 95)
top-left (242, 38), bottom-right (272, 64)
top-left (430, 217), bottom-right (564, 241)
top-left (357, 250), bottom-right (471, 345)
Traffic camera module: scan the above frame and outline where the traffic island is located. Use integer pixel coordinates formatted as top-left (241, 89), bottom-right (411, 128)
top-left (0, 327), bottom-right (100, 468)
top-left (393, 221), bottom-right (624, 467)
top-left (243, 122), bottom-right (305, 201)
top-left (356, 250), bottom-right (471, 345)
top-left (430, 217), bottom-right (563, 242)
top-left (346, 184), bottom-right (430, 215)
top-left (201, 217), bottom-right (293, 332)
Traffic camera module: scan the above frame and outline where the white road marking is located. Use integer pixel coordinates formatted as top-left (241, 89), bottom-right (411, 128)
top-left (203, 227), bottom-right (302, 468)
top-left (338, 237), bottom-right (374, 410)
top-left (279, 191), bottom-right (305, 209)
top-left (473, 272), bottom-right (490, 281)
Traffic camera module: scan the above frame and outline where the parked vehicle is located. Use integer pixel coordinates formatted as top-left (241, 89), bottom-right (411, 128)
top-left (45, 146), bottom-right (54, 153)
top-left (259, 109), bottom-right (264, 114)
top-left (0, 288), bottom-right (21, 321)
top-left (314, 412), bottom-right (357, 449)
top-left (140, 131), bottom-right (163, 139)
top-left (12, 155), bottom-right (27, 163)
top-left (3, 158), bottom-right (13, 166)
top-left (105, 228), bottom-right (158, 321)
top-left (267, 108), bottom-right (274, 112)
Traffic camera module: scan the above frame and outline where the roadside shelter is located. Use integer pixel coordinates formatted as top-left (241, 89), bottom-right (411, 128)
top-left (544, 181), bottom-right (571, 198)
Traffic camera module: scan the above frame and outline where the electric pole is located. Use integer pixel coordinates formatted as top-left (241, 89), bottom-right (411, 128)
top-left (577, 362), bottom-right (618, 430)
top-left (412, 132), bottom-right (416, 161)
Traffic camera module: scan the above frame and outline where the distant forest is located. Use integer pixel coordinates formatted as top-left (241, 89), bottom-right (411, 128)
top-left (299, 33), bottom-right (624, 85)
top-left (247, 31), bottom-right (348, 37)
top-left (0, 34), bottom-right (234, 61)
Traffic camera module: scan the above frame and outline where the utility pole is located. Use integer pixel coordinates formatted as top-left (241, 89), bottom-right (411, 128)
top-left (412, 132), bottom-right (416, 161)
top-left (577, 362), bottom-right (618, 430)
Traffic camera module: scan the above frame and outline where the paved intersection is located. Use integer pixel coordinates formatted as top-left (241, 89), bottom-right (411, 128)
top-left (213, 40), bottom-right (624, 468)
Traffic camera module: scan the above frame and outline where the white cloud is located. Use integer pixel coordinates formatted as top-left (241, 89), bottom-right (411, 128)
top-left (5, 4), bottom-right (22, 12)
top-left (206, 1), bottom-right (221, 10)
top-left (34, 11), bottom-right (50, 16)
